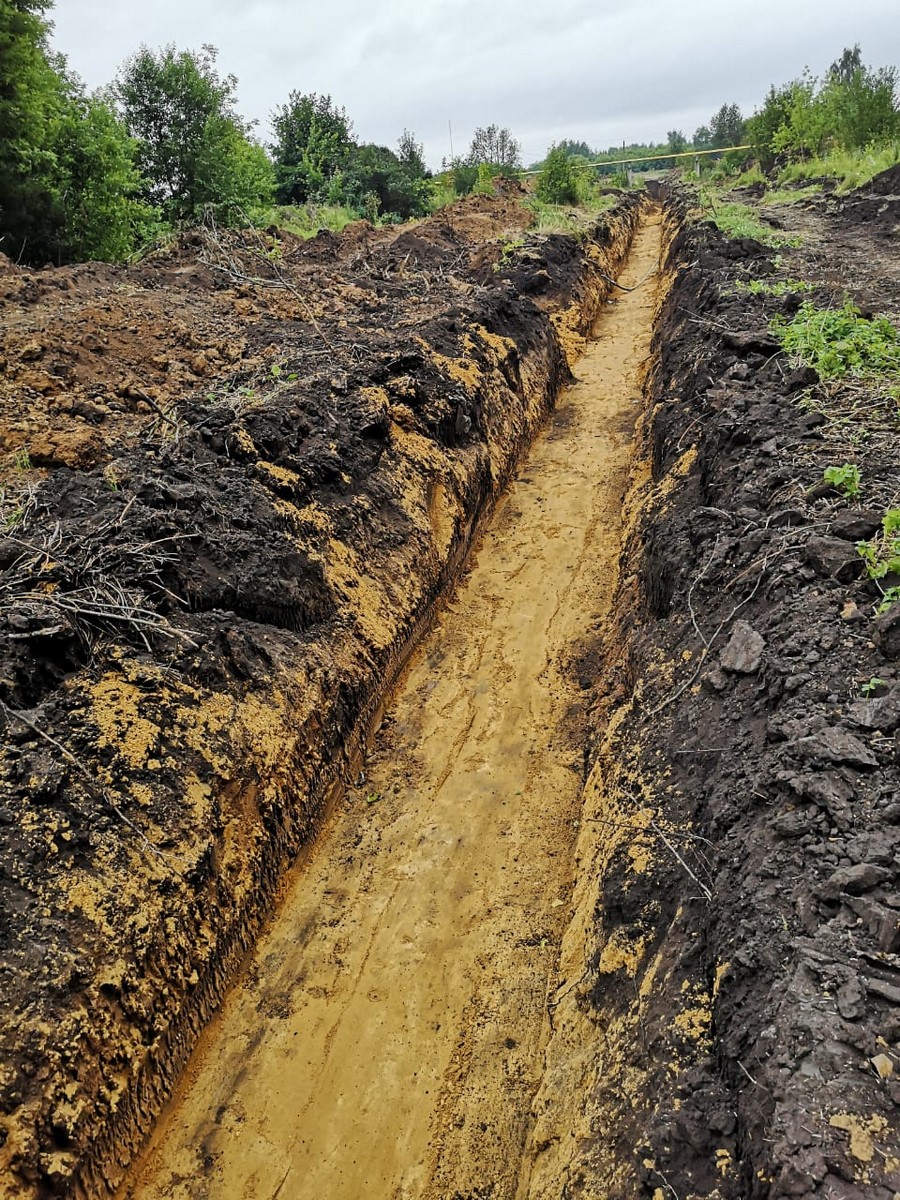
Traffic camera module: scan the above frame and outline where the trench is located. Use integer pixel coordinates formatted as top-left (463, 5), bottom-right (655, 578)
top-left (122, 213), bottom-right (664, 1200)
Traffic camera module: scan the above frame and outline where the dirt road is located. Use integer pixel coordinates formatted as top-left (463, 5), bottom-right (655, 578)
top-left (124, 214), bottom-right (663, 1200)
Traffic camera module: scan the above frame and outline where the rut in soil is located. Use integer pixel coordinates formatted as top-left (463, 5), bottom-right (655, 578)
top-left (122, 213), bottom-right (664, 1200)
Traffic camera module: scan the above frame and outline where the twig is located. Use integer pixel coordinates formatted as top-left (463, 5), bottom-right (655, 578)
top-left (650, 822), bottom-right (713, 901)
top-left (131, 388), bottom-right (179, 429)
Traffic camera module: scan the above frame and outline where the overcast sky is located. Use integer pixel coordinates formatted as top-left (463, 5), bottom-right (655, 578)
top-left (50, 0), bottom-right (899, 169)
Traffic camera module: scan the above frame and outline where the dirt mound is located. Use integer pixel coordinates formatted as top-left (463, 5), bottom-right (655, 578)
top-left (865, 163), bottom-right (900, 195)
top-left (0, 194), bottom-right (642, 1197)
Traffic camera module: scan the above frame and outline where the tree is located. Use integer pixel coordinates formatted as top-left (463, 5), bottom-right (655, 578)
top-left (0, 0), bottom-right (66, 259)
top-left (692, 125), bottom-right (712, 149)
top-left (667, 130), bottom-right (687, 154)
top-left (747, 49), bottom-right (900, 168)
top-left (0, 0), bottom-right (155, 263)
top-left (113, 44), bottom-right (273, 223)
top-left (50, 89), bottom-right (158, 262)
top-left (270, 91), bottom-right (354, 203)
top-left (535, 145), bottom-right (582, 205)
top-left (709, 103), bottom-right (745, 148)
top-left (556, 138), bottom-right (593, 159)
top-left (341, 143), bottom-right (429, 220)
top-left (830, 45), bottom-right (863, 87)
top-left (747, 82), bottom-right (798, 168)
top-left (822, 54), bottom-right (899, 150)
top-left (397, 128), bottom-right (427, 179)
top-left (466, 124), bottom-right (521, 171)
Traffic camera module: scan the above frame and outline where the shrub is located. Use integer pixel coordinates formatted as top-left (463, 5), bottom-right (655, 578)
top-left (535, 146), bottom-right (581, 205)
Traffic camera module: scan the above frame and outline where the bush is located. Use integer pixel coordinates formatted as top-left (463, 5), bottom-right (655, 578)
top-left (535, 146), bottom-right (581, 205)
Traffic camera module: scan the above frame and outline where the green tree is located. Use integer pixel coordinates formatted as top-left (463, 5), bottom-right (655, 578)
top-left (693, 124), bottom-right (713, 149)
top-left (535, 145), bottom-right (581, 205)
top-left (467, 124), bottom-right (521, 171)
top-left (768, 75), bottom-right (828, 158)
top-left (271, 91), bottom-right (354, 203)
top-left (397, 128), bottom-right (427, 179)
top-left (0, 0), bottom-right (154, 263)
top-left (342, 143), bottom-right (429, 219)
top-left (113, 43), bottom-right (273, 223)
top-left (710, 103), bottom-right (745, 148)
top-left (556, 138), bottom-right (593, 159)
top-left (450, 159), bottom-right (478, 195)
top-left (747, 82), bottom-right (798, 167)
top-left (50, 88), bottom-right (158, 262)
top-left (667, 130), bottom-right (687, 154)
top-left (0, 0), bottom-right (66, 259)
top-left (822, 53), bottom-right (899, 149)
top-left (830, 45), bottom-right (863, 87)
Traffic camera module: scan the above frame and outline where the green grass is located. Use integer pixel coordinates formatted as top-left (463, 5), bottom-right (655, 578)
top-left (763, 185), bottom-right (822, 205)
top-left (254, 204), bottom-right (363, 238)
top-left (426, 181), bottom-right (457, 213)
top-left (771, 300), bottom-right (900, 378)
top-left (731, 165), bottom-right (767, 188)
top-left (702, 198), bottom-right (802, 247)
top-left (733, 277), bottom-right (815, 297)
top-left (525, 194), bottom-right (618, 235)
top-left (777, 143), bottom-right (900, 193)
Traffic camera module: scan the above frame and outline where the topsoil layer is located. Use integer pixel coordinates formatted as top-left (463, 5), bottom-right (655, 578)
top-left (0, 190), bottom-right (641, 1197)
top-left (535, 184), bottom-right (899, 1198)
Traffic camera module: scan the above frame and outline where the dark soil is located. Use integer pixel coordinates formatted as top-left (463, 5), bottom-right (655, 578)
top-left (0, 192), bottom-right (641, 1198)
top-left (576, 190), bottom-right (899, 1198)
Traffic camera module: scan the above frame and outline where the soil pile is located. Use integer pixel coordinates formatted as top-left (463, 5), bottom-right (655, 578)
top-left (0, 194), bottom-right (641, 1197)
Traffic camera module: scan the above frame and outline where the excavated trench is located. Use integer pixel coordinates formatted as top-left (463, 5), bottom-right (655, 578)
top-left (117, 215), bottom-right (667, 1198)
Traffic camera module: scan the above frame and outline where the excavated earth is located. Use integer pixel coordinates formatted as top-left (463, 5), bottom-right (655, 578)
top-left (1, 172), bottom-right (899, 1200)
top-left (0, 189), bottom-right (642, 1197)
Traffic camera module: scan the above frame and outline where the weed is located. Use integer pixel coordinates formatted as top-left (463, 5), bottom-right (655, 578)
top-left (731, 165), bottom-right (767, 188)
top-left (13, 448), bottom-right (31, 472)
top-left (858, 508), bottom-right (900, 611)
top-left (733, 277), bottom-right (814, 297)
top-left (860, 675), bottom-right (886, 698)
top-left (252, 204), bottom-right (361, 239)
top-left (763, 185), bottom-right (821, 205)
top-left (777, 143), bottom-right (900, 193)
top-left (524, 194), bottom-right (617, 235)
top-left (702, 198), bottom-right (802, 248)
top-left (365, 792), bottom-right (382, 806)
top-left (822, 463), bottom-right (861, 498)
top-left (771, 300), bottom-right (900, 378)
top-left (269, 363), bottom-right (298, 382)
top-left (0, 490), bottom-right (25, 532)
top-left (493, 235), bottom-right (526, 271)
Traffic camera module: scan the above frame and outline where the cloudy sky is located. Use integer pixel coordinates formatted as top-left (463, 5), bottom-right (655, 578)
top-left (50, 0), bottom-right (899, 168)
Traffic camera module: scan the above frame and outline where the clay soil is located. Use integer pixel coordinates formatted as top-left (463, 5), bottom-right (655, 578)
top-left (1, 172), bottom-right (898, 1200)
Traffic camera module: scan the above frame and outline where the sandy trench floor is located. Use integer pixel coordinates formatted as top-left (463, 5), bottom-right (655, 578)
top-left (122, 215), bottom-right (664, 1200)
